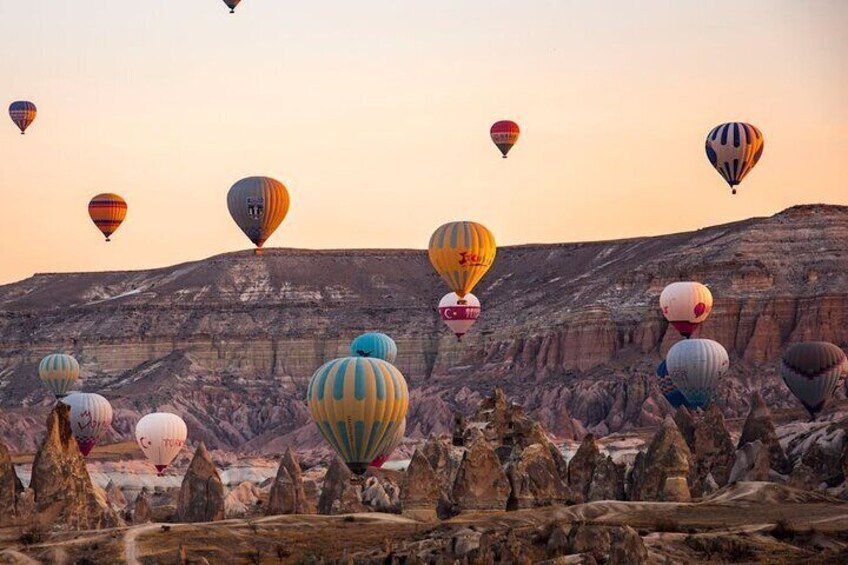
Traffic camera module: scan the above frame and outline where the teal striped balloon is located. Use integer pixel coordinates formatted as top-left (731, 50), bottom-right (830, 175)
top-left (307, 356), bottom-right (409, 475)
top-left (38, 353), bottom-right (81, 398)
top-left (350, 332), bottom-right (398, 363)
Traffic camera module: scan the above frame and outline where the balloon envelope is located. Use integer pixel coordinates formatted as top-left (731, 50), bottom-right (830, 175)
top-left (9, 101), bottom-right (36, 134)
top-left (61, 393), bottom-right (113, 457)
top-left (307, 356), bottom-right (409, 475)
top-left (705, 122), bottom-right (764, 195)
top-left (88, 193), bottom-right (127, 241)
top-left (780, 342), bottom-right (847, 418)
top-left (223, 0), bottom-right (241, 12)
top-left (227, 176), bottom-right (290, 252)
top-left (135, 413), bottom-right (188, 475)
top-left (666, 339), bottom-right (729, 409)
top-left (428, 222), bottom-right (496, 298)
top-left (350, 332), bottom-right (397, 363)
top-left (439, 292), bottom-right (481, 340)
top-left (660, 282), bottom-right (713, 338)
top-left (490, 120), bottom-right (520, 158)
top-left (38, 353), bottom-right (80, 398)
top-left (370, 418), bottom-right (406, 468)
top-left (656, 360), bottom-right (689, 409)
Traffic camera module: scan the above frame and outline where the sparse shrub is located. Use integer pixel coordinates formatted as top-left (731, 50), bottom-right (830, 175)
top-left (276, 544), bottom-right (291, 562)
top-left (684, 536), bottom-right (755, 562)
top-left (18, 526), bottom-right (46, 546)
top-left (246, 549), bottom-right (262, 564)
top-left (161, 525), bottom-right (172, 533)
top-left (772, 518), bottom-right (797, 541)
top-left (343, 515), bottom-right (355, 523)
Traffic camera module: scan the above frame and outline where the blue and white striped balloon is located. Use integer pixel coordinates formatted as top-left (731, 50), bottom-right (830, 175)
top-left (350, 332), bottom-right (398, 364)
top-left (666, 339), bottom-right (729, 409)
top-left (705, 122), bottom-right (764, 195)
top-left (38, 353), bottom-right (80, 398)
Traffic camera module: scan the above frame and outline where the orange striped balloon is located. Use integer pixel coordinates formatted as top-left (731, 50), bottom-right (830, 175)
top-left (88, 193), bottom-right (127, 242)
top-left (428, 221), bottom-right (496, 298)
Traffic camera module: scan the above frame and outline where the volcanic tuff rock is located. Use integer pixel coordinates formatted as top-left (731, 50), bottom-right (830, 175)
top-left (690, 405), bottom-right (736, 496)
top-left (451, 437), bottom-right (511, 511)
top-left (128, 487), bottom-right (152, 524)
top-left (317, 456), bottom-right (366, 515)
top-left (29, 403), bottom-right (121, 530)
top-left (567, 435), bottom-right (599, 504)
top-left (1, 206), bottom-right (847, 452)
top-left (176, 443), bottom-right (225, 523)
top-left (505, 443), bottom-right (569, 509)
top-left (266, 447), bottom-right (309, 515)
top-left (729, 440), bottom-right (771, 483)
top-left (420, 437), bottom-right (463, 516)
top-left (0, 436), bottom-right (23, 525)
top-left (738, 391), bottom-right (791, 473)
top-left (629, 416), bottom-right (691, 502)
top-left (224, 481), bottom-right (263, 518)
top-left (401, 450), bottom-right (441, 520)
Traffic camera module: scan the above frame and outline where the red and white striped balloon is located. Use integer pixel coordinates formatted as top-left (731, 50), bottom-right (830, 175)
top-left (439, 292), bottom-right (481, 340)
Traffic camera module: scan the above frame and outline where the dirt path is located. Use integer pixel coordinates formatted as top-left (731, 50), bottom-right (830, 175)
top-left (124, 523), bottom-right (164, 565)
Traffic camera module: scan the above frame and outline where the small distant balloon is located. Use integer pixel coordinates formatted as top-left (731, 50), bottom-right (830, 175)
top-left (660, 282), bottom-right (713, 338)
top-left (9, 101), bottom-right (36, 134)
top-left (62, 393), bottom-right (113, 457)
top-left (223, 0), bottom-right (241, 13)
top-left (428, 221), bottom-right (496, 298)
top-left (135, 413), bottom-right (188, 475)
top-left (780, 342), bottom-right (847, 419)
top-left (350, 332), bottom-right (398, 364)
top-left (439, 292), bottom-right (481, 340)
top-left (88, 193), bottom-right (127, 242)
top-left (490, 120), bottom-right (520, 158)
top-left (666, 338), bottom-right (729, 409)
top-left (705, 122), bottom-right (764, 195)
top-left (227, 176), bottom-right (290, 254)
top-left (38, 353), bottom-right (80, 399)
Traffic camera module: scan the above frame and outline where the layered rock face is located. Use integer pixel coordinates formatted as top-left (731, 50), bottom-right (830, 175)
top-left (266, 447), bottom-right (309, 515)
top-left (0, 437), bottom-right (23, 525)
top-left (0, 205), bottom-right (847, 453)
top-left (176, 443), bottom-right (225, 523)
top-left (737, 392), bottom-right (791, 473)
top-left (629, 416), bottom-right (692, 502)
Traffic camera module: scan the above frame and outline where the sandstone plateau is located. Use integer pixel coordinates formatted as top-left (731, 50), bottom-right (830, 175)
top-left (0, 204), bottom-right (846, 456)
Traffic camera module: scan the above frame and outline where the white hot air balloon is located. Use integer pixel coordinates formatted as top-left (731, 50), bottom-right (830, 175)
top-left (660, 282), bottom-right (713, 338)
top-left (666, 338), bottom-right (729, 409)
top-left (61, 393), bottom-right (113, 457)
top-left (38, 353), bottom-right (80, 398)
top-left (135, 413), bottom-right (188, 475)
top-left (439, 292), bottom-right (481, 340)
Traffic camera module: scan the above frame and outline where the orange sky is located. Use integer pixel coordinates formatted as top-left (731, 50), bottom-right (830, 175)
top-left (1, 1), bottom-right (846, 284)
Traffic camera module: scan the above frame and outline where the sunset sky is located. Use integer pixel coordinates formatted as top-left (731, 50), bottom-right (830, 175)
top-left (1, 1), bottom-right (846, 284)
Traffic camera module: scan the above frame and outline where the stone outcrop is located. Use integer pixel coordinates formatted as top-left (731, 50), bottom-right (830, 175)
top-left (361, 476), bottom-right (398, 513)
top-left (568, 435), bottom-right (600, 504)
top-left (128, 488), bottom-right (152, 524)
top-left (737, 392), bottom-right (790, 473)
top-left (29, 403), bottom-right (120, 530)
top-left (176, 443), bottom-right (225, 522)
top-left (0, 437), bottom-right (23, 525)
top-left (506, 443), bottom-right (569, 509)
top-left (673, 407), bottom-right (696, 449)
top-left (629, 416), bottom-right (691, 502)
top-left (266, 447), bottom-right (309, 515)
top-left (587, 454), bottom-right (626, 502)
top-left (729, 440), bottom-right (770, 483)
top-left (420, 438), bottom-right (462, 516)
top-left (690, 405), bottom-right (736, 495)
top-left (317, 456), bottom-right (366, 515)
top-left (451, 437), bottom-right (511, 512)
top-left (401, 450), bottom-right (441, 520)
top-left (105, 480), bottom-right (127, 511)
top-left (787, 464), bottom-right (820, 491)
top-left (224, 482), bottom-right (262, 518)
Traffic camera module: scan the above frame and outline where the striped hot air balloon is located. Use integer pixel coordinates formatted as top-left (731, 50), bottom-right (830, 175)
top-left (660, 282), bottom-right (713, 338)
top-left (62, 393), bottom-right (113, 457)
top-left (490, 120), bottom-right (520, 158)
top-left (370, 418), bottom-right (406, 468)
top-left (705, 122), bottom-right (764, 195)
top-left (38, 353), bottom-right (80, 398)
top-left (350, 332), bottom-right (398, 364)
top-left (307, 356), bottom-right (409, 475)
top-left (9, 101), bottom-right (37, 134)
top-left (428, 221), bottom-right (496, 299)
top-left (656, 360), bottom-right (689, 409)
top-left (223, 0), bottom-right (241, 13)
top-left (439, 292), bottom-right (481, 340)
top-left (780, 342), bottom-right (848, 419)
top-left (136, 413), bottom-right (188, 475)
top-left (666, 339), bottom-right (729, 409)
top-left (227, 176), bottom-right (290, 254)
top-left (88, 193), bottom-right (127, 242)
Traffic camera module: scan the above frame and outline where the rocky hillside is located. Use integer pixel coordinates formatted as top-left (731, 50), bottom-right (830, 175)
top-left (0, 204), bottom-right (846, 453)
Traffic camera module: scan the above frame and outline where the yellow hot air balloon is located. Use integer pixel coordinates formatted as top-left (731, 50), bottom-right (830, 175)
top-left (307, 356), bottom-right (409, 475)
top-left (428, 221), bottom-right (496, 298)
top-left (227, 176), bottom-right (290, 255)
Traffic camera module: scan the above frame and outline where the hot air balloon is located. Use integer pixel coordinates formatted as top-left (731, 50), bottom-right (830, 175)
top-left (705, 122), bottom-right (764, 195)
top-left (350, 332), bottom-right (397, 364)
top-left (660, 282), bottom-right (713, 338)
top-left (227, 176), bottom-right (290, 254)
top-left (370, 418), bottom-right (405, 468)
top-left (38, 353), bottom-right (80, 399)
top-left (780, 342), bottom-right (848, 419)
top-left (223, 0), bottom-right (241, 13)
top-left (307, 356), bottom-right (409, 475)
top-left (429, 221), bottom-right (496, 299)
top-left (9, 101), bottom-right (36, 134)
top-left (490, 120), bottom-right (520, 158)
top-left (135, 413), bottom-right (188, 475)
top-left (439, 292), bottom-right (481, 340)
top-left (88, 193), bottom-right (127, 242)
top-left (666, 339), bottom-right (729, 409)
top-left (655, 360), bottom-right (688, 409)
top-left (61, 393), bottom-right (113, 457)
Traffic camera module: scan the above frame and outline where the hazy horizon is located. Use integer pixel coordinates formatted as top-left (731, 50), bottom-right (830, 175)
top-left (1, 0), bottom-right (846, 284)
